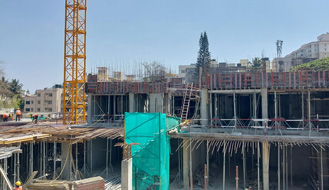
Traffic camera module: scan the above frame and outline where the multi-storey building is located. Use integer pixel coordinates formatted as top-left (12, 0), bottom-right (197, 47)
top-left (23, 85), bottom-right (63, 113)
top-left (274, 32), bottom-right (329, 71)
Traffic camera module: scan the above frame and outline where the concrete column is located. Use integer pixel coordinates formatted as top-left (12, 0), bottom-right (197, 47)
top-left (261, 88), bottom-right (268, 125)
top-left (149, 93), bottom-right (163, 113)
top-left (201, 89), bottom-right (209, 126)
top-left (121, 158), bottom-right (132, 190)
top-left (61, 142), bottom-right (71, 180)
top-left (262, 141), bottom-right (270, 190)
top-left (183, 139), bottom-right (190, 188)
top-left (129, 93), bottom-right (135, 113)
top-left (87, 94), bottom-right (93, 124)
top-left (164, 92), bottom-right (171, 114)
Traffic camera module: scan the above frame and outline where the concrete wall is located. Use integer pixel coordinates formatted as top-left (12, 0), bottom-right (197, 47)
top-left (149, 93), bottom-right (163, 113)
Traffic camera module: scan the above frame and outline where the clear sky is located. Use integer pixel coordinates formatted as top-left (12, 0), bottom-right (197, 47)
top-left (1, 0), bottom-right (329, 92)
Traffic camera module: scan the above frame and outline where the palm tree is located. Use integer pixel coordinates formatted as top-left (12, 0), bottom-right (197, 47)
top-left (9, 79), bottom-right (23, 96)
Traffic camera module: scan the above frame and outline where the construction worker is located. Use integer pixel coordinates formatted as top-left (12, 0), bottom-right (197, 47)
top-left (15, 108), bottom-right (21, 122)
top-left (2, 114), bottom-right (7, 122)
top-left (13, 181), bottom-right (22, 190)
top-left (33, 114), bottom-right (38, 124)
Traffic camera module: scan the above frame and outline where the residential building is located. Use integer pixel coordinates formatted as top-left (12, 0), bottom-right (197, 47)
top-left (273, 32), bottom-right (329, 71)
top-left (23, 85), bottom-right (63, 113)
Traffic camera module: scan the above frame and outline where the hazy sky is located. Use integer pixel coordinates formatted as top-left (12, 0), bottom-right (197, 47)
top-left (1, 0), bottom-right (329, 92)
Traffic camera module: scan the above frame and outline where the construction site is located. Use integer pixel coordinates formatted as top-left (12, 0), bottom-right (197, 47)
top-left (1, 1), bottom-right (329, 190)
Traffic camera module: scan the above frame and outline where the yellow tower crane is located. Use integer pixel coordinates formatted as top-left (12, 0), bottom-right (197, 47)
top-left (63, 0), bottom-right (87, 124)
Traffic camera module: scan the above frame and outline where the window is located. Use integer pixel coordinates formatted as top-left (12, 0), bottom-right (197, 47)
top-left (38, 101), bottom-right (40, 104)
top-left (37, 108), bottom-right (40, 112)
top-left (181, 70), bottom-right (185, 73)
top-left (49, 93), bottom-right (52, 97)
top-left (48, 108), bottom-right (52, 112)
top-left (31, 101), bottom-right (34, 104)
top-left (31, 108), bottom-right (33, 112)
top-left (38, 93), bottom-right (41, 97)
top-left (25, 108), bottom-right (30, 112)
top-left (26, 101), bottom-right (30, 105)
top-left (48, 101), bottom-right (52, 104)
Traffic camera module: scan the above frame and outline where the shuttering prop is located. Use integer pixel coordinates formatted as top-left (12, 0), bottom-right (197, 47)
top-left (125, 113), bottom-right (180, 190)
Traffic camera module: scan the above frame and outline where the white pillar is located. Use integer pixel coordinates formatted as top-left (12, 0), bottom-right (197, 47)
top-left (121, 158), bottom-right (132, 190)
top-left (129, 93), bottom-right (135, 113)
top-left (201, 89), bottom-right (209, 126)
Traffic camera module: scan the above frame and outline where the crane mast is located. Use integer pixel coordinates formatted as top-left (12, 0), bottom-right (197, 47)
top-left (63, 0), bottom-right (87, 124)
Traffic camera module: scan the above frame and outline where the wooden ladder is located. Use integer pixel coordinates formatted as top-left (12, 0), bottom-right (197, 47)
top-left (181, 83), bottom-right (193, 120)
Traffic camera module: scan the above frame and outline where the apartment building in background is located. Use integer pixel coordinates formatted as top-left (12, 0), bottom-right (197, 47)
top-left (23, 84), bottom-right (63, 113)
top-left (273, 32), bottom-right (329, 72)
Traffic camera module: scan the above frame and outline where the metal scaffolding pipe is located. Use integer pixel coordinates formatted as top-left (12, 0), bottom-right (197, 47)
top-left (106, 138), bottom-right (109, 178)
top-left (257, 142), bottom-right (260, 190)
top-left (75, 143), bottom-right (78, 180)
top-left (43, 141), bottom-right (46, 178)
top-left (206, 140), bottom-right (209, 187)
top-left (189, 139), bottom-right (193, 190)
top-left (283, 146), bottom-right (285, 190)
top-left (243, 142), bottom-right (246, 189)
top-left (278, 144), bottom-right (280, 190)
top-left (233, 91), bottom-right (237, 128)
top-left (30, 142), bottom-right (33, 176)
top-left (223, 141), bottom-right (226, 190)
top-left (53, 140), bottom-right (56, 179)
top-left (321, 146), bottom-right (324, 190)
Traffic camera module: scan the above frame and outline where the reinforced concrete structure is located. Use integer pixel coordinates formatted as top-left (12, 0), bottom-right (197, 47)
top-left (84, 70), bottom-right (329, 190)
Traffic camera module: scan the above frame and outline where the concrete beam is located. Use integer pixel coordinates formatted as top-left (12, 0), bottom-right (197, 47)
top-left (209, 89), bottom-right (261, 94)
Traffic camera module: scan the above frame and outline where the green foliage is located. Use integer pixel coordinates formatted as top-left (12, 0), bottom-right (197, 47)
top-left (248, 57), bottom-right (263, 71)
top-left (195, 31), bottom-right (211, 80)
top-left (292, 57), bottom-right (329, 71)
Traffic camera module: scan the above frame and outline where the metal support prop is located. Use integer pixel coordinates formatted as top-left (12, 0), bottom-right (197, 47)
top-left (301, 92), bottom-right (304, 127)
top-left (91, 140), bottom-right (93, 175)
top-left (4, 158), bottom-right (7, 190)
top-left (286, 146), bottom-right (288, 190)
top-left (189, 139), bottom-right (193, 190)
top-left (274, 91), bottom-right (278, 130)
top-left (283, 145), bottom-right (285, 190)
top-left (106, 138), bottom-right (109, 178)
top-left (235, 166), bottom-right (239, 190)
top-left (321, 145), bottom-right (324, 190)
top-left (223, 141), bottom-right (226, 190)
top-left (53, 140), bottom-right (56, 179)
top-left (233, 91), bottom-right (237, 128)
top-left (243, 142), bottom-right (246, 189)
top-left (278, 144), bottom-right (280, 190)
top-left (206, 140), bottom-right (209, 187)
top-left (83, 140), bottom-right (86, 177)
top-left (257, 142), bottom-right (260, 190)
top-left (210, 94), bottom-right (213, 127)
top-left (43, 141), bottom-right (46, 177)
top-left (75, 143), bottom-right (78, 179)
top-left (30, 142), bottom-right (33, 176)
top-left (308, 89), bottom-right (311, 135)
top-left (17, 150), bottom-right (20, 181)
top-left (13, 154), bottom-right (16, 188)
top-left (204, 164), bottom-right (207, 190)
top-left (39, 142), bottom-right (42, 177)
top-left (290, 146), bottom-right (292, 187)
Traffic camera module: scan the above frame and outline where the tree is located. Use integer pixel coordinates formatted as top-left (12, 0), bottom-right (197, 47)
top-left (248, 57), bottom-right (263, 71)
top-left (9, 79), bottom-right (23, 96)
top-left (142, 61), bottom-right (167, 82)
top-left (291, 57), bottom-right (329, 71)
top-left (195, 32), bottom-right (211, 81)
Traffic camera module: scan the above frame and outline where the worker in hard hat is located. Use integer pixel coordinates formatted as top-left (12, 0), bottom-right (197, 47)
top-left (15, 108), bottom-right (21, 122)
top-left (2, 114), bottom-right (7, 122)
top-left (13, 181), bottom-right (22, 190)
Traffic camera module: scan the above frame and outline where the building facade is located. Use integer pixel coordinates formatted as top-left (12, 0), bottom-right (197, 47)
top-left (23, 85), bottom-right (63, 113)
top-left (273, 32), bottom-right (329, 71)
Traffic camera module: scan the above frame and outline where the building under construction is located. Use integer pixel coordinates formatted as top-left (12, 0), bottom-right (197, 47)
top-left (1, 70), bottom-right (329, 190)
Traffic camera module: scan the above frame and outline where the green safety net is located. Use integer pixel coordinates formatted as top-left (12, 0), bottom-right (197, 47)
top-left (125, 113), bottom-right (180, 190)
